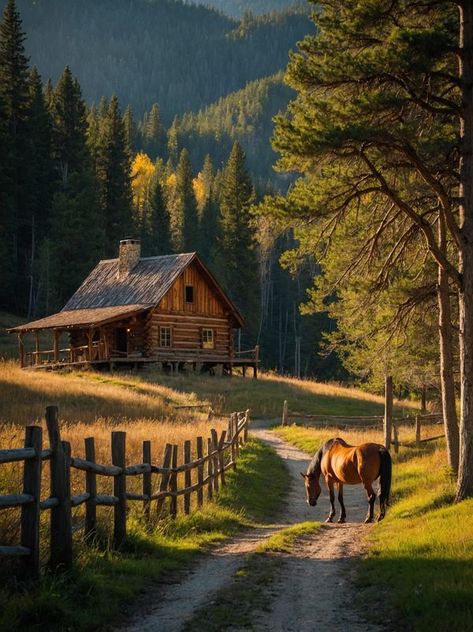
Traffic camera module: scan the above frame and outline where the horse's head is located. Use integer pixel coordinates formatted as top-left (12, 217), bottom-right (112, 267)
top-left (301, 472), bottom-right (321, 506)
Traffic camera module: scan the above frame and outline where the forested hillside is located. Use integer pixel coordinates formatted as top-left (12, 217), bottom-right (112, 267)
top-left (179, 75), bottom-right (294, 182)
top-left (12, 0), bottom-right (310, 119)
top-left (194, 0), bottom-right (298, 17)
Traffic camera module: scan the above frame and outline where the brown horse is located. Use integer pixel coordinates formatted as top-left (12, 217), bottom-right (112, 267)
top-left (301, 437), bottom-right (392, 523)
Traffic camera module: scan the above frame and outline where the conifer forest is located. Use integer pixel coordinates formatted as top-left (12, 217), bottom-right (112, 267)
top-left (0, 0), bottom-right (337, 378)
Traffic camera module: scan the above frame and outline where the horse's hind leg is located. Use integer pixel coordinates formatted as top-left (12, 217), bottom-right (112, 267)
top-left (325, 478), bottom-right (336, 523)
top-left (337, 482), bottom-right (346, 523)
top-left (363, 481), bottom-right (376, 523)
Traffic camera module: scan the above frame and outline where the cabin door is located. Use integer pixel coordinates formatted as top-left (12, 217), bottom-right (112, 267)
top-left (115, 328), bottom-right (128, 356)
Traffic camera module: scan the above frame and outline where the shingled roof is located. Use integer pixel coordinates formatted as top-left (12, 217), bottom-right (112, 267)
top-left (63, 252), bottom-right (196, 310)
top-left (10, 251), bottom-right (244, 332)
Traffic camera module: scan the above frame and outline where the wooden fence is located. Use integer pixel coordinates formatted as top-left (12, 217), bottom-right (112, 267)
top-left (281, 400), bottom-right (444, 453)
top-left (0, 406), bottom-right (250, 578)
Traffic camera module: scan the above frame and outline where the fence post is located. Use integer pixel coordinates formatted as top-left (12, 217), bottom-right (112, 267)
top-left (184, 440), bottom-right (191, 515)
top-left (282, 400), bottom-right (288, 427)
top-left (156, 443), bottom-right (173, 517)
top-left (84, 437), bottom-right (96, 538)
top-left (384, 375), bottom-right (393, 450)
top-left (218, 431), bottom-right (227, 487)
top-left (207, 438), bottom-right (213, 501)
top-left (196, 436), bottom-right (204, 508)
top-left (143, 440), bottom-right (152, 522)
top-left (170, 445), bottom-right (178, 518)
top-left (254, 345), bottom-right (259, 379)
top-left (243, 410), bottom-right (250, 442)
top-left (415, 415), bottom-right (421, 446)
top-left (112, 431), bottom-right (127, 548)
top-left (46, 406), bottom-right (73, 570)
top-left (20, 426), bottom-right (42, 579)
top-left (393, 419), bottom-right (399, 454)
top-left (211, 429), bottom-right (219, 494)
top-left (230, 413), bottom-right (237, 470)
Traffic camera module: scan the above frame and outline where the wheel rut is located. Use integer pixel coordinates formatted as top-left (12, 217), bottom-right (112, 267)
top-left (118, 427), bottom-right (383, 632)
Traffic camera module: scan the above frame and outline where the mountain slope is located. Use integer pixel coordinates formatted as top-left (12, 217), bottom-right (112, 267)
top-left (194, 0), bottom-right (299, 17)
top-left (12, 0), bottom-right (310, 118)
top-left (180, 74), bottom-right (294, 182)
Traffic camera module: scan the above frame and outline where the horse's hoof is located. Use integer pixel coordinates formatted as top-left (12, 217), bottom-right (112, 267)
top-left (364, 517), bottom-right (373, 524)
top-left (377, 514), bottom-right (385, 522)
top-left (337, 518), bottom-right (346, 524)
top-left (325, 516), bottom-right (334, 523)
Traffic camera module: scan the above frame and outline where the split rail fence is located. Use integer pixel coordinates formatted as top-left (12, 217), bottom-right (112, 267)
top-left (0, 405), bottom-right (250, 578)
top-left (281, 400), bottom-right (444, 453)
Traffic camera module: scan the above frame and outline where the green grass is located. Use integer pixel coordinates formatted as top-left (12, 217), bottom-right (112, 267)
top-left (185, 521), bottom-right (321, 631)
top-left (0, 439), bottom-right (289, 632)
top-left (275, 425), bottom-right (473, 631)
top-left (121, 369), bottom-right (417, 419)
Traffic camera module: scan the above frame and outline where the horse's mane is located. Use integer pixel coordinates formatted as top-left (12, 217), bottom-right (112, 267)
top-left (307, 438), bottom-right (337, 477)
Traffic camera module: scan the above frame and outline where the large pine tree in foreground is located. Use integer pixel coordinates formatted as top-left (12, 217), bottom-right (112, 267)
top-left (261, 0), bottom-right (473, 497)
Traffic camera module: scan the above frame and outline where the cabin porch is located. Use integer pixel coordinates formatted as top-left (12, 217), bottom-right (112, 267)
top-left (14, 327), bottom-right (260, 377)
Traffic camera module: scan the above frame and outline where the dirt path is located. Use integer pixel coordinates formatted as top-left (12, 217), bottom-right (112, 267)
top-left (119, 428), bottom-right (382, 632)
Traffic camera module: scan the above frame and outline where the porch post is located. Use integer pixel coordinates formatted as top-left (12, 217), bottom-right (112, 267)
top-left (87, 328), bottom-right (93, 362)
top-left (53, 330), bottom-right (59, 363)
top-left (35, 331), bottom-right (40, 365)
top-left (18, 332), bottom-right (25, 367)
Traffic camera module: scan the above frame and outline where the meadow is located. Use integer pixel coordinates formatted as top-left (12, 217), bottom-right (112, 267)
top-left (275, 424), bottom-right (473, 631)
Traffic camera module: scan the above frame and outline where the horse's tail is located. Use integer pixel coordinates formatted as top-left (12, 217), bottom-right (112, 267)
top-left (379, 447), bottom-right (392, 509)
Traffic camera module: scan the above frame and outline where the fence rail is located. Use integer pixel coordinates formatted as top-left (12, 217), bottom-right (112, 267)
top-left (0, 406), bottom-right (250, 578)
top-left (281, 400), bottom-right (445, 453)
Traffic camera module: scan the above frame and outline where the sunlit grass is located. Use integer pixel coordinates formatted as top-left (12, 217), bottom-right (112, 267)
top-left (274, 424), bottom-right (473, 631)
top-left (0, 439), bottom-right (289, 632)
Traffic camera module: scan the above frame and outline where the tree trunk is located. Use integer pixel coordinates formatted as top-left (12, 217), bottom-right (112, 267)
top-left (456, 1), bottom-right (473, 500)
top-left (437, 255), bottom-right (460, 473)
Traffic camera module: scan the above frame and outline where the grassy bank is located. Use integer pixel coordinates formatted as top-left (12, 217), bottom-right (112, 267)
top-left (0, 438), bottom-right (289, 632)
top-left (0, 360), bottom-right (416, 428)
top-left (275, 425), bottom-right (473, 631)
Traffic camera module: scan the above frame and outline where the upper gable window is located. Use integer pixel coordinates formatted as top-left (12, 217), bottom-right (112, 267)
top-left (185, 285), bottom-right (194, 304)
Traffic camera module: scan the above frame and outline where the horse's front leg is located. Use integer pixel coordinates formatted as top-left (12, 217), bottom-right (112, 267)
top-left (363, 481), bottom-right (376, 523)
top-left (337, 482), bottom-right (346, 523)
top-left (325, 478), bottom-right (336, 523)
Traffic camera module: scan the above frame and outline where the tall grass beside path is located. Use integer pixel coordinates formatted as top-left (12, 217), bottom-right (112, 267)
top-left (0, 438), bottom-right (289, 632)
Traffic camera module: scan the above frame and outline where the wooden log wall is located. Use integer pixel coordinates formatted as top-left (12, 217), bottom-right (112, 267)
top-left (148, 313), bottom-right (231, 357)
top-left (0, 405), bottom-right (251, 579)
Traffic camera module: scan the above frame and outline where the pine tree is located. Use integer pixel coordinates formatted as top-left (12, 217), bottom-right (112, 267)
top-left (146, 178), bottom-right (172, 256)
top-left (25, 66), bottom-right (53, 316)
top-left (219, 142), bottom-right (259, 329)
top-left (143, 103), bottom-right (165, 159)
top-left (96, 95), bottom-right (134, 255)
top-left (167, 116), bottom-right (180, 167)
top-left (0, 0), bottom-right (31, 311)
top-left (199, 155), bottom-right (220, 264)
top-left (123, 104), bottom-right (138, 155)
top-left (47, 67), bottom-right (102, 309)
top-left (169, 148), bottom-right (199, 252)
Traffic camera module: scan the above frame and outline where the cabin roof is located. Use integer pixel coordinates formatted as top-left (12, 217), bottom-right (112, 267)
top-left (63, 252), bottom-right (197, 311)
top-left (9, 304), bottom-right (152, 332)
top-left (10, 251), bottom-right (244, 332)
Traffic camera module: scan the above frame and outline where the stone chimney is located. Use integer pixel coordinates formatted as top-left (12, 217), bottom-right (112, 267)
top-left (118, 238), bottom-right (141, 280)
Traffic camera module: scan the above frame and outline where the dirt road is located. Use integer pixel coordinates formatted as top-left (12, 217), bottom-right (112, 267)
top-left (119, 428), bottom-right (382, 632)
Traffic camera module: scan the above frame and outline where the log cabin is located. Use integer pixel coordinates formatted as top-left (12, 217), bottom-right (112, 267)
top-left (9, 239), bottom-right (259, 376)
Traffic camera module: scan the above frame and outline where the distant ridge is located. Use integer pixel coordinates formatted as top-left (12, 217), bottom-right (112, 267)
top-left (11, 0), bottom-right (310, 118)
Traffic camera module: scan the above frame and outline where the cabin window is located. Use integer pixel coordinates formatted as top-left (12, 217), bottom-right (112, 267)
top-left (160, 326), bottom-right (172, 348)
top-left (185, 285), bottom-right (194, 304)
top-left (201, 328), bottom-right (214, 349)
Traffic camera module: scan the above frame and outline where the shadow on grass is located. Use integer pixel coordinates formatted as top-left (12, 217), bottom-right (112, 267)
top-left (0, 439), bottom-right (289, 632)
top-left (358, 556), bottom-right (473, 631)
